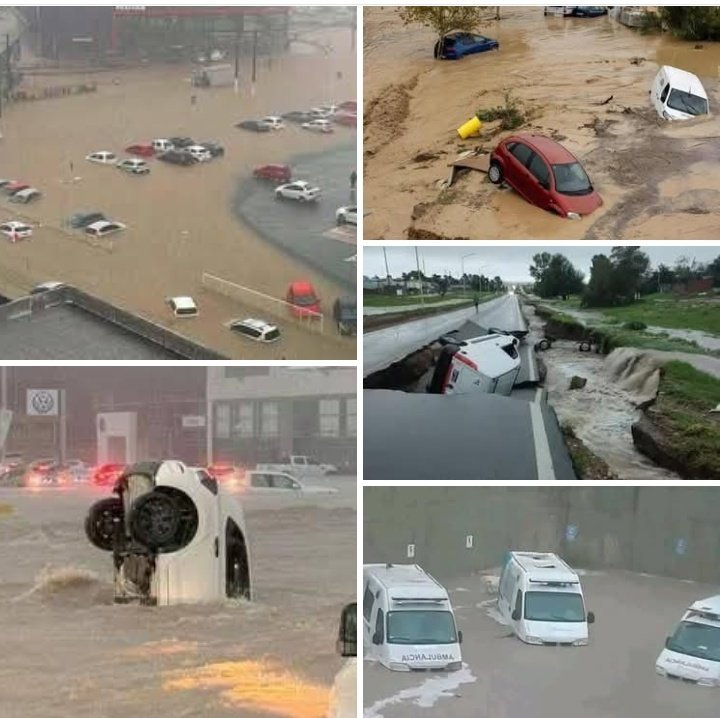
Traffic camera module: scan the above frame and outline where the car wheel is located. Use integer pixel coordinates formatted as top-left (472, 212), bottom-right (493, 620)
top-left (488, 161), bottom-right (504, 185)
top-left (298, 196), bottom-right (306, 203)
top-left (85, 497), bottom-right (123, 551)
top-left (274, 192), bottom-right (282, 200)
top-left (129, 491), bottom-right (181, 550)
top-left (337, 215), bottom-right (345, 225)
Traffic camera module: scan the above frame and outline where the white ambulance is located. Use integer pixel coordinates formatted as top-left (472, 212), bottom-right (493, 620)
top-left (656, 595), bottom-right (720, 686)
top-left (497, 551), bottom-right (594, 645)
top-left (363, 563), bottom-right (463, 672)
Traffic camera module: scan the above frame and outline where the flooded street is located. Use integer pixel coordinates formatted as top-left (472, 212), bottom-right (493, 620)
top-left (363, 7), bottom-right (720, 240)
top-left (364, 570), bottom-right (719, 718)
top-left (0, 480), bottom-right (356, 718)
top-left (0, 25), bottom-right (356, 358)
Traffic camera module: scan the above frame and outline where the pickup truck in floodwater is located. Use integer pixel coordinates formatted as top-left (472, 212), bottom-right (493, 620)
top-left (256, 454), bottom-right (338, 479)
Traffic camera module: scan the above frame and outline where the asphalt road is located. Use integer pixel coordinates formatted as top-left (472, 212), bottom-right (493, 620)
top-left (364, 390), bottom-right (575, 481)
top-left (363, 294), bottom-right (528, 377)
top-left (364, 569), bottom-right (719, 718)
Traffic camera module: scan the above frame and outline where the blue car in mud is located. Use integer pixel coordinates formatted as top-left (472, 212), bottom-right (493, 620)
top-left (434, 32), bottom-right (499, 60)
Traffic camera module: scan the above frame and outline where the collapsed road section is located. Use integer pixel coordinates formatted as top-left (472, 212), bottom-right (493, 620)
top-left (363, 293), bottom-right (577, 480)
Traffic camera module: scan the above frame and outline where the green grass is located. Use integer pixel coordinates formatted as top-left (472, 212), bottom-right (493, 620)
top-left (654, 362), bottom-right (720, 478)
top-left (363, 292), bottom-right (496, 308)
top-left (547, 294), bottom-right (720, 336)
top-left (600, 329), bottom-right (708, 355)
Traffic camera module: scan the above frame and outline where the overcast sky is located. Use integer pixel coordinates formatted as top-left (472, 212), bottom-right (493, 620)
top-left (364, 245), bottom-right (719, 283)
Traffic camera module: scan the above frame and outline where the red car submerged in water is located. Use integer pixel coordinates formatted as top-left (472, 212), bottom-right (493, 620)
top-left (253, 164), bottom-right (292, 183)
top-left (489, 133), bottom-right (602, 219)
top-left (92, 463), bottom-right (126, 488)
top-left (286, 281), bottom-right (321, 318)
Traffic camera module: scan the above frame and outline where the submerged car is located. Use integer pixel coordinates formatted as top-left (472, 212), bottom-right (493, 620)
top-left (85, 220), bottom-right (126, 237)
top-left (236, 119), bottom-right (272, 133)
top-left (9, 188), bottom-right (41, 204)
top-left (253, 164), bottom-right (291, 183)
top-left (435, 32), bottom-right (499, 59)
top-left (116, 158), bottom-right (150, 175)
top-left (198, 141), bottom-right (225, 157)
top-left (286, 281), bottom-right (321, 318)
top-left (0, 221), bottom-right (32, 240)
top-left (125, 143), bottom-right (155, 157)
top-left (301, 119), bottom-right (334, 134)
top-left (157, 149), bottom-right (196, 166)
top-left (230, 318), bottom-right (281, 343)
top-left (489, 133), bottom-right (602, 218)
top-left (282, 110), bottom-right (314, 123)
top-left (651, 65), bottom-right (709, 121)
top-left (69, 211), bottom-right (107, 229)
top-left (333, 297), bottom-right (357, 336)
top-left (86, 151), bottom-right (117, 165)
top-left (336, 205), bottom-right (357, 226)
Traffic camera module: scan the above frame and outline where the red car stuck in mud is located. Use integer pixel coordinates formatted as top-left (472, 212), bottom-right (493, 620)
top-left (253, 164), bottom-right (292, 183)
top-left (489, 133), bottom-right (602, 219)
top-left (286, 281), bottom-right (321, 318)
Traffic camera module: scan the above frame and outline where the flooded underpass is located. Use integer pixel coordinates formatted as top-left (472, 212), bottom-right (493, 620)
top-left (0, 483), bottom-right (356, 718)
top-left (363, 6), bottom-right (720, 239)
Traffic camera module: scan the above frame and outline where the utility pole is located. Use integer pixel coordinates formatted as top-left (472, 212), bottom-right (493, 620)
top-left (251, 29), bottom-right (258, 97)
top-left (461, 252), bottom-right (477, 297)
top-left (5, 35), bottom-right (10, 102)
top-left (383, 246), bottom-right (391, 288)
top-left (415, 246), bottom-right (425, 306)
top-left (59, 390), bottom-right (67, 464)
top-left (233, 24), bottom-right (240, 95)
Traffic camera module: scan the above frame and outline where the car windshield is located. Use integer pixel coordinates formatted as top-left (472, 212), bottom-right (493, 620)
top-left (667, 621), bottom-right (720, 663)
top-left (293, 293), bottom-right (318, 307)
top-left (667, 89), bottom-right (708, 117)
top-left (265, 329), bottom-right (280, 340)
top-left (525, 591), bottom-right (585, 622)
top-left (551, 162), bottom-right (593, 195)
top-left (387, 610), bottom-right (457, 645)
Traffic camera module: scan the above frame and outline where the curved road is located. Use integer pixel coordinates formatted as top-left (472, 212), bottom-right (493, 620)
top-left (364, 293), bottom-right (528, 376)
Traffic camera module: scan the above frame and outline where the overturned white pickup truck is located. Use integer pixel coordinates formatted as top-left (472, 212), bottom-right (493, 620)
top-left (85, 460), bottom-right (251, 606)
top-left (256, 454), bottom-right (338, 479)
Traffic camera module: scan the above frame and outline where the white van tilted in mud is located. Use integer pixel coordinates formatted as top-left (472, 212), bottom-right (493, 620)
top-left (497, 551), bottom-right (595, 645)
top-left (363, 563), bottom-right (463, 672)
top-left (427, 331), bottom-right (521, 396)
top-left (651, 66), bottom-right (709, 121)
top-left (85, 460), bottom-right (251, 606)
top-left (656, 595), bottom-right (720, 686)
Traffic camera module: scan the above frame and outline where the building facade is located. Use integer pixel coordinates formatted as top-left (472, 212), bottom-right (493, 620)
top-left (207, 367), bottom-right (357, 470)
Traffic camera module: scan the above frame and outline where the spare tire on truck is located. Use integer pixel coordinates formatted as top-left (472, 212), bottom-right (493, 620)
top-left (85, 497), bottom-right (124, 552)
top-left (129, 491), bottom-right (181, 551)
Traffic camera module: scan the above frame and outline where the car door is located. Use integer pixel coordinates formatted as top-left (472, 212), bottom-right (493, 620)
top-left (362, 581), bottom-right (377, 653)
top-left (525, 151), bottom-right (554, 210)
top-left (511, 588), bottom-right (524, 638)
top-left (506, 142), bottom-right (534, 201)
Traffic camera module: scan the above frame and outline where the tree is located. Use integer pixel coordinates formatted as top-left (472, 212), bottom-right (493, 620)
top-left (659, 7), bottom-right (720, 41)
top-left (529, 252), bottom-right (584, 299)
top-left (610, 246), bottom-right (650, 302)
top-left (583, 254), bottom-right (615, 307)
top-left (492, 275), bottom-right (504, 292)
top-left (708, 255), bottom-right (720, 287)
top-left (397, 7), bottom-right (491, 58)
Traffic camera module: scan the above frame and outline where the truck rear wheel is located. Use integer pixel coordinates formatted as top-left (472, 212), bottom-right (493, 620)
top-left (85, 497), bottom-right (123, 551)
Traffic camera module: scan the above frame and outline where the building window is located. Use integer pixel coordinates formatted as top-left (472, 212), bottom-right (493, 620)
top-left (346, 399), bottom-right (357, 437)
top-left (319, 399), bottom-right (340, 437)
top-left (260, 401), bottom-right (279, 437)
top-left (234, 402), bottom-right (254, 438)
top-left (215, 403), bottom-right (230, 439)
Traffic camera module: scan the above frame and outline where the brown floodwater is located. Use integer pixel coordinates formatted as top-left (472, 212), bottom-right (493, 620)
top-left (364, 7), bottom-right (720, 240)
top-left (0, 28), bottom-right (356, 359)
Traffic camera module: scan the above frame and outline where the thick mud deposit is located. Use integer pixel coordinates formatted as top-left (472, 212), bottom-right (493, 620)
top-left (0, 27), bottom-right (356, 358)
top-left (0, 484), bottom-right (355, 718)
top-left (364, 7), bottom-right (720, 240)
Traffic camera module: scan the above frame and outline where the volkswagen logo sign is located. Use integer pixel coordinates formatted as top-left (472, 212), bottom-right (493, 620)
top-left (31, 391), bottom-right (55, 415)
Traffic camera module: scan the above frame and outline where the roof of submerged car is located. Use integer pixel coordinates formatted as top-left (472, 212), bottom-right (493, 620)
top-left (505, 133), bottom-right (579, 164)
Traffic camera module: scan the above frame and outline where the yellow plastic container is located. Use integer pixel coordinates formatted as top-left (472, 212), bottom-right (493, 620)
top-left (457, 115), bottom-right (483, 139)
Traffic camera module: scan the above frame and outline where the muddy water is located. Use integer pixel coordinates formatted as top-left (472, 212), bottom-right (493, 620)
top-left (364, 6), bottom-right (720, 240)
top-left (523, 305), bottom-right (679, 480)
top-left (0, 485), bottom-right (355, 718)
top-left (0, 27), bottom-right (356, 359)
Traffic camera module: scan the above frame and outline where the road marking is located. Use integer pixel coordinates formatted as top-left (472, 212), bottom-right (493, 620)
top-left (534, 387), bottom-right (544, 404)
top-left (529, 401), bottom-right (557, 481)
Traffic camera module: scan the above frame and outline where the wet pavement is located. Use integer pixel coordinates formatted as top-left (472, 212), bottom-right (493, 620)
top-left (0, 25), bottom-right (356, 359)
top-left (364, 570), bottom-right (719, 718)
top-left (234, 143), bottom-right (357, 290)
top-left (0, 479), bottom-right (355, 718)
top-left (364, 6), bottom-right (720, 240)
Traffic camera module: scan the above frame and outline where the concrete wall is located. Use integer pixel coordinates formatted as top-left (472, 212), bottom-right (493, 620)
top-left (364, 487), bottom-right (720, 584)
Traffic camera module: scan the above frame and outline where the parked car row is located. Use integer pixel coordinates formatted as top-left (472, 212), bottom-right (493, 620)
top-left (164, 284), bottom-right (356, 337)
top-left (237, 100), bottom-right (357, 134)
top-left (0, 179), bottom-right (41, 204)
